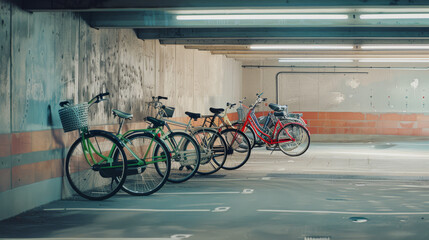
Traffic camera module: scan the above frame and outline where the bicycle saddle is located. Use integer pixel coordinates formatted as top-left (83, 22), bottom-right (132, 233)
top-left (209, 107), bottom-right (224, 114)
top-left (185, 111), bottom-right (201, 120)
top-left (145, 117), bottom-right (165, 128)
top-left (112, 109), bottom-right (133, 120)
top-left (268, 103), bottom-right (287, 112)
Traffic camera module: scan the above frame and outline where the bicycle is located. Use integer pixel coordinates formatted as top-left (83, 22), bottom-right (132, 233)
top-left (148, 96), bottom-right (227, 175)
top-left (258, 103), bottom-right (307, 128)
top-left (139, 97), bottom-right (201, 183)
top-left (234, 93), bottom-right (310, 156)
top-left (232, 98), bottom-right (258, 149)
top-left (59, 93), bottom-right (171, 200)
top-left (200, 104), bottom-right (252, 170)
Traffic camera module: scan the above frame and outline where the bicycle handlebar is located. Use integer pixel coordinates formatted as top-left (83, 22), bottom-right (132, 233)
top-left (59, 92), bottom-right (109, 107)
top-left (250, 94), bottom-right (267, 110)
top-left (226, 102), bottom-right (237, 109)
top-left (89, 92), bottom-right (110, 105)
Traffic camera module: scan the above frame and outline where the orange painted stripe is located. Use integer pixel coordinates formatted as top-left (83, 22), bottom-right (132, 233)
top-left (0, 134), bottom-right (11, 157)
top-left (7, 111), bottom-right (429, 158)
top-left (366, 113), bottom-right (381, 121)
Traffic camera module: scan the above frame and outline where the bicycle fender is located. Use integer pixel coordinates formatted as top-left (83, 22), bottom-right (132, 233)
top-left (89, 130), bottom-right (125, 147)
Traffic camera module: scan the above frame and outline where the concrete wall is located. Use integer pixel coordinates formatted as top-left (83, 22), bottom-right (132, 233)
top-left (242, 63), bottom-right (429, 136)
top-left (0, 1), bottom-right (242, 220)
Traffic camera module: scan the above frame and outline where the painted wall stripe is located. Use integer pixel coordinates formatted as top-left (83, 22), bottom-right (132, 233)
top-left (6, 148), bottom-right (66, 169)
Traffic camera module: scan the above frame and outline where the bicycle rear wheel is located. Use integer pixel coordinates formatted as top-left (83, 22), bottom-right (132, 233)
top-left (121, 132), bottom-right (171, 196)
top-left (192, 128), bottom-right (227, 175)
top-left (220, 129), bottom-right (251, 170)
top-left (65, 130), bottom-right (127, 200)
top-left (276, 123), bottom-right (310, 156)
top-left (160, 131), bottom-right (200, 183)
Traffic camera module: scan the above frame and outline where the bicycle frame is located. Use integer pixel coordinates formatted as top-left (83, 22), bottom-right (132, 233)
top-left (79, 127), bottom-right (168, 170)
top-left (148, 99), bottom-right (226, 162)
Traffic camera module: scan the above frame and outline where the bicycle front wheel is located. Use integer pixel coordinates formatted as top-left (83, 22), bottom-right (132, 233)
top-left (121, 132), bottom-right (171, 196)
top-left (276, 123), bottom-right (310, 157)
top-left (232, 122), bottom-right (256, 149)
top-left (65, 131), bottom-right (127, 201)
top-left (163, 131), bottom-right (201, 183)
top-left (220, 129), bottom-right (251, 170)
top-left (192, 128), bottom-right (227, 175)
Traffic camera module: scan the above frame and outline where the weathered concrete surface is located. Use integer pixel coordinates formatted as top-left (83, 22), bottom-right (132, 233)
top-left (0, 0), bottom-right (243, 221)
top-left (11, 9), bottom-right (80, 132)
top-left (243, 64), bottom-right (429, 113)
top-left (0, 1), bottom-right (10, 134)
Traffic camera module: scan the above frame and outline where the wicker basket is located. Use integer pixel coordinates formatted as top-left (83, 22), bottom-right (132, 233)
top-left (161, 106), bottom-right (175, 118)
top-left (59, 103), bottom-right (89, 132)
top-left (236, 106), bottom-right (248, 122)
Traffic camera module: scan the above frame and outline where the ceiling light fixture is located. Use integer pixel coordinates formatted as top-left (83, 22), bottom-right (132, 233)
top-left (177, 14), bottom-right (348, 20)
top-left (251, 45), bottom-right (354, 50)
top-left (361, 45), bottom-right (429, 50)
top-left (279, 58), bottom-right (354, 63)
top-left (359, 58), bottom-right (429, 62)
top-left (360, 14), bottom-right (429, 19)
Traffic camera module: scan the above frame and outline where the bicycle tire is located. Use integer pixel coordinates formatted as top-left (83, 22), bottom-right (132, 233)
top-left (276, 123), bottom-right (310, 157)
top-left (157, 131), bottom-right (200, 183)
top-left (65, 130), bottom-right (127, 200)
top-left (192, 128), bottom-right (227, 175)
top-left (120, 132), bottom-right (171, 196)
top-left (232, 122), bottom-right (256, 149)
top-left (220, 128), bottom-right (251, 170)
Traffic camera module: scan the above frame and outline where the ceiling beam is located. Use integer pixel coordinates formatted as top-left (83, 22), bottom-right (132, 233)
top-left (22, 0), bottom-right (429, 11)
top-left (86, 11), bottom-right (429, 28)
top-left (136, 27), bottom-right (429, 40)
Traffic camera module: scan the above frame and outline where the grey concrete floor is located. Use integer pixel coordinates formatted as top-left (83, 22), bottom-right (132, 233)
top-left (2, 139), bottom-right (429, 240)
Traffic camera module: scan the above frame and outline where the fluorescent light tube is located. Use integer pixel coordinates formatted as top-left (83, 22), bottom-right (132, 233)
top-left (279, 58), bottom-right (354, 63)
top-left (177, 14), bottom-right (348, 20)
top-left (251, 45), bottom-right (354, 50)
top-left (360, 14), bottom-right (429, 19)
top-left (359, 58), bottom-right (429, 62)
top-left (361, 45), bottom-right (429, 50)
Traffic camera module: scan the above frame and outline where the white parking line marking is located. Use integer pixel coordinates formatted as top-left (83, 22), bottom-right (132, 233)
top-left (155, 191), bottom-right (241, 195)
top-left (212, 207), bottom-right (230, 212)
top-left (188, 177), bottom-right (272, 182)
top-left (0, 235), bottom-right (192, 240)
top-left (242, 189), bottom-right (254, 194)
top-left (44, 208), bottom-right (211, 212)
top-left (257, 209), bottom-right (429, 215)
top-left (398, 185), bottom-right (429, 188)
top-left (303, 169), bottom-right (429, 175)
top-left (315, 151), bottom-right (429, 158)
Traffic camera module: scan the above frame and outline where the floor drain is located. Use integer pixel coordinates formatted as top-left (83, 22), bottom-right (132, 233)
top-left (349, 216), bottom-right (368, 223)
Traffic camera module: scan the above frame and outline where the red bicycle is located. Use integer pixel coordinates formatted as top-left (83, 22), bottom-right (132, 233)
top-left (236, 93), bottom-right (310, 156)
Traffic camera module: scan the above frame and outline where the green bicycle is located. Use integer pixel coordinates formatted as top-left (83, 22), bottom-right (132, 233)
top-left (59, 93), bottom-right (171, 200)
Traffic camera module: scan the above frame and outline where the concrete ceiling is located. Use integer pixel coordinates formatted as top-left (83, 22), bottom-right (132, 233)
top-left (22, 0), bottom-right (429, 63)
